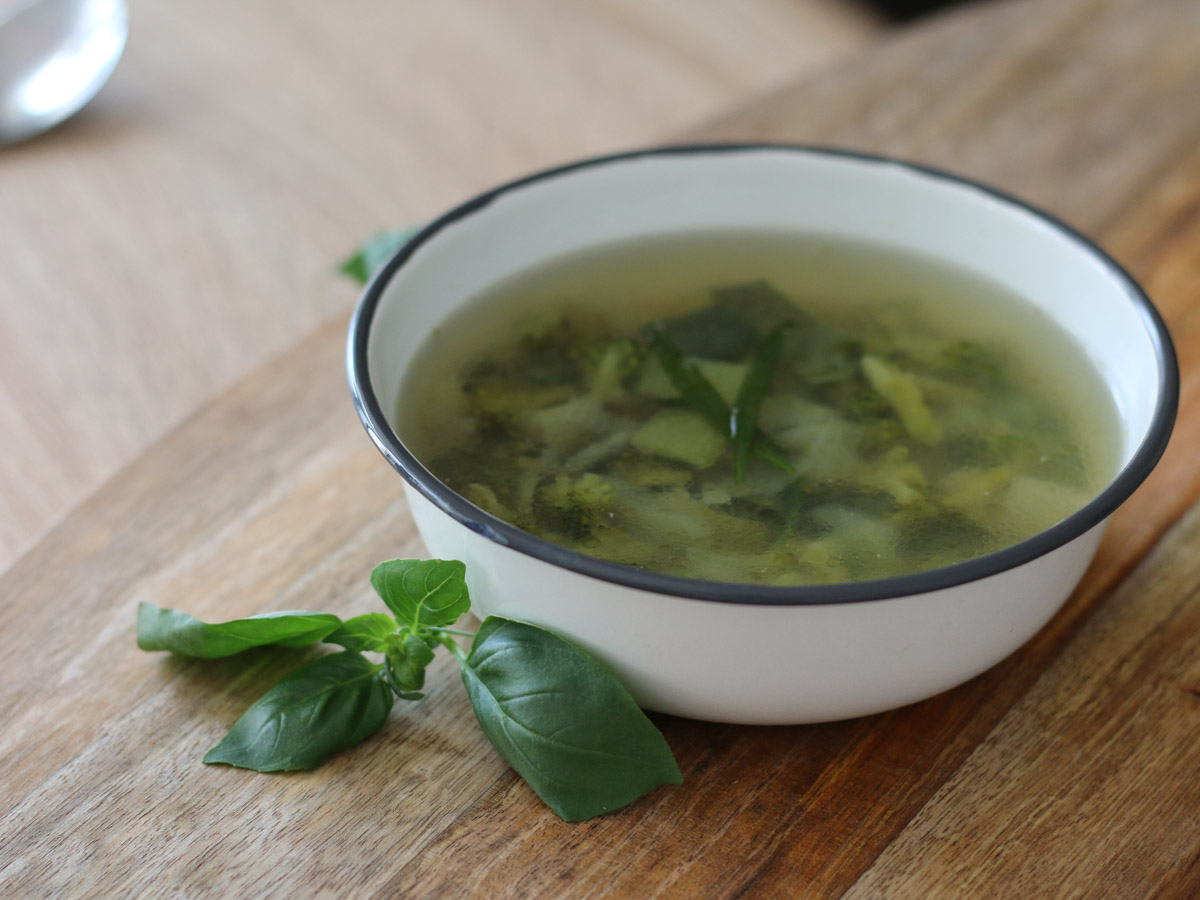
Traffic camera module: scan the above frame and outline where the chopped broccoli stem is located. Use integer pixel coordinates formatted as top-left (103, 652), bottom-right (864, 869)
top-left (861, 354), bottom-right (943, 443)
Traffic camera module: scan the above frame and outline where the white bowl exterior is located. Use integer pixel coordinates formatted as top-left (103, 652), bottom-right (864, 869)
top-left (361, 148), bottom-right (1165, 723)
top-left (408, 486), bottom-right (1105, 723)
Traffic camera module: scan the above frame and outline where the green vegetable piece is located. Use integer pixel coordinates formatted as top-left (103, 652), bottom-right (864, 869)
top-left (384, 631), bottom-right (437, 698)
top-left (461, 617), bottom-right (682, 821)
top-left (338, 227), bottom-right (420, 284)
top-left (694, 359), bottom-right (749, 407)
top-left (370, 559), bottom-right (470, 630)
top-left (462, 483), bottom-right (512, 520)
top-left (647, 326), bottom-right (794, 476)
top-left (136, 603), bottom-right (341, 658)
top-left (713, 281), bottom-right (862, 387)
top-left (657, 303), bottom-right (758, 361)
top-left (325, 612), bottom-right (397, 652)
top-left (731, 323), bottom-right (792, 484)
top-left (635, 355), bottom-right (747, 405)
top-left (939, 339), bottom-right (1008, 391)
top-left (712, 280), bottom-right (798, 331)
top-left (632, 409), bottom-right (726, 469)
top-left (204, 650), bottom-right (393, 772)
top-left (646, 325), bottom-right (731, 431)
top-left (575, 338), bottom-right (643, 399)
top-left (537, 473), bottom-right (616, 540)
top-left (861, 354), bottom-right (943, 443)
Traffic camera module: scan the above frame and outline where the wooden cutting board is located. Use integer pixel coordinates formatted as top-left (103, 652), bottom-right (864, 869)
top-left (5, 0), bottom-right (1200, 895)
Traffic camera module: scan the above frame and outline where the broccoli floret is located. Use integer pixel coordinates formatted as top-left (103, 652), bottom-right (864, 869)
top-left (573, 339), bottom-right (644, 400)
top-left (536, 473), bottom-right (616, 540)
top-left (938, 340), bottom-right (1008, 392)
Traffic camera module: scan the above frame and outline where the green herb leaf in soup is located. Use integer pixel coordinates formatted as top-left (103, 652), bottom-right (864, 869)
top-left (400, 231), bottom-right (1120, 586)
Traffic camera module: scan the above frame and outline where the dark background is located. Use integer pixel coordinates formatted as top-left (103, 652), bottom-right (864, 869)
top-left (869, 0), bottom-right (962, 20)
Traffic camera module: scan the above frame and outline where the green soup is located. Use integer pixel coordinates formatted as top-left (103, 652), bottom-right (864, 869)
top-left (400, 231), bottom-right (1120, 585)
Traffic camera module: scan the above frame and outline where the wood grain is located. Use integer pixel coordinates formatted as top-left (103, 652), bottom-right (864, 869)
top-left (4, 0), bottom-right (1200, 896)
top-left (0, 0), bottom-right (880, 570)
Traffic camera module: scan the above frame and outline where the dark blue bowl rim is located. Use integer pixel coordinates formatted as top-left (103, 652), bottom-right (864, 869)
top-left (346, 142), bottom-right (1179, 607)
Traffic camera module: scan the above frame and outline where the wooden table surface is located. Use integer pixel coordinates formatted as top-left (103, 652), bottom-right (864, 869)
top-left (4, 0), bottom-right (1200, 896)
top-left (0, 0), bottom-right (877, 571)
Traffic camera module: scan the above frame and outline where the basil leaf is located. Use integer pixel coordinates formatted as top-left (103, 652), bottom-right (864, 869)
top-left (731, 322), bottom-right (792, 484)
top-left (385, 631), bottom-right (437, 695)
top-left (370, 559), bottom-right (470, 630)
top-left (203, 650), bottom-right (393, 771)
top-left (136, 603), bottom-right (341, 658)
top-left (461, 617), bottom-right (682, 822)
top-left (338, 227), bottom-right (419, 285)
top-left (325, 612), bottom-right (396, 652)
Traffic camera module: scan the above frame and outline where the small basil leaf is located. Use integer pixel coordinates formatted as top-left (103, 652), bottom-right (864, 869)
top-left (338, 227), bottom-right (419, 285)
top-left (203, 650), bottom-right (393, 771)
top-left (325, 612), bottom-right (396, 652)
top-left (136, 603), bottom-right (341, 658)
top-left (461, 617), bottom-right (682, 822)
top-left (370, 559), bottom-right (470, 630)
top-left (385, 631), bottom-right (437, 694)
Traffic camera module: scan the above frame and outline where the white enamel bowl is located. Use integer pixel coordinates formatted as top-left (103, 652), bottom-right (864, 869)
top-left (348, 145), bottom-right (1177, 724)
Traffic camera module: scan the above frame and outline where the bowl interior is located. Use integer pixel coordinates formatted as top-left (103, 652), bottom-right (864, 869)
top-left (353, 146), bottom-right (1176, 602)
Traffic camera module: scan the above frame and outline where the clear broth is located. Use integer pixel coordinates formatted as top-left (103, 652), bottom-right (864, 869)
top-left (400, 230), bottom-right (1121, 585)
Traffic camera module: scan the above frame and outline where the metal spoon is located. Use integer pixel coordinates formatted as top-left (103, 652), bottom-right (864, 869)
top-left (0, 0), bottom-right (128, 145)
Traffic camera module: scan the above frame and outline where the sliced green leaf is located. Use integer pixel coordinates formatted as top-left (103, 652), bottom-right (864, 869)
top-left (338, 226), bottom-right (420, 285)
top-left (325, 612), bottom-right (396, 652)
top-left (136, 603), bottom-right (341, 658)
top-left (370, 559), bottom-right (470, 630)
top-left (461, 617), bottom-right (682, 822)
top-left (731, 323), bottom-right (792, 484)
top-left (713, 280), bottom-right (798, 330)
top-left (203, 650), bottom-right (393, 771)
top-left (647, 326), bottom-right (793, 476)
top-left (647, 325), bottom-right (736, 432)
top-left (656, 302), bottom-right (759, 361)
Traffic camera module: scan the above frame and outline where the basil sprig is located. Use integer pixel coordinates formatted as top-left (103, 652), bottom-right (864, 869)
top-left (137, 559), bottom-right (680, 820)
